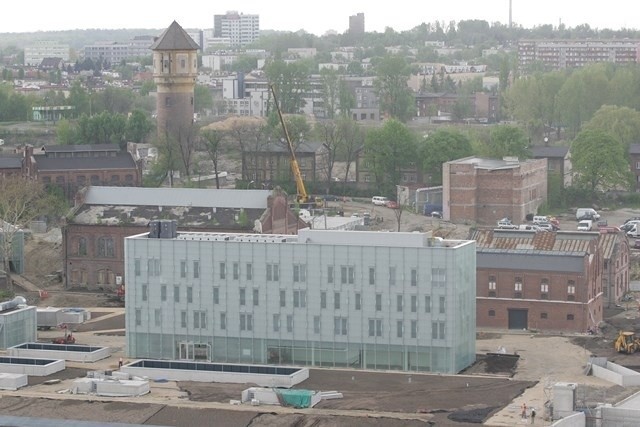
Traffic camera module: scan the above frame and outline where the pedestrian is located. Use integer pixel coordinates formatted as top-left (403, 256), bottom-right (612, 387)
top-left (521, 403), bottom-right (527, 420)
top-left (531, 408), bottom-right (536, 424)
top-left (119, 357), bottom-right (123, 368)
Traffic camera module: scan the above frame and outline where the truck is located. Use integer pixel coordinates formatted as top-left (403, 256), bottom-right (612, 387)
top-left (577, 219), bottom-right (593, 231)
top-left (270, 84), bottom-right (322, 209)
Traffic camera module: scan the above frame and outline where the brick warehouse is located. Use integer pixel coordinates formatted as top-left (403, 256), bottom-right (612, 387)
top-left (442, 156), bottom-right (547, 225)
top-left (470, 229), bottom-right (605, 333)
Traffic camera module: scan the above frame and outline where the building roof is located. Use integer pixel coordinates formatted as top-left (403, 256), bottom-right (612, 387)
top-left (82, 186), bottom-right (271, 209)
top-left (447, 156), bottom-right (539, 170)
top-left (469, 229), bottom-right (598, 253)
top-left (43, 144), bottom-right (120, 153)
top-left (0, 155), bottom-right (22, 169)
top-left (598, 230), bottom-right (625, 260)
top-left (35, 152), bottom-right (137, 171)
top-left (531, 146), bottom-right (569, 158)
top-left (630, 144), bottom-right (640, 155)
top-left (150, 21), bottom-right (200, 51)
top-left (477, 250), bottom-right (586, 273)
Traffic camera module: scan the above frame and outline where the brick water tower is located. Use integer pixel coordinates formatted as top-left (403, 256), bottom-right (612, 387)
top-left (150, 21), bottom-right (199, 147)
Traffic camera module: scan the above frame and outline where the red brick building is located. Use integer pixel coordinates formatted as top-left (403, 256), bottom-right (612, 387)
top-left (63, 186), bottom-right (305, 290)
top-left (471, 229), bottom-right (606, 333)
top-left (599, 229), bottom-right (630, 308)
top-left (443, 156), bottom-right (547, 225)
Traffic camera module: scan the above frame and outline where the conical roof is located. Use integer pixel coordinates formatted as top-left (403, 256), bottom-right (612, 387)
top-left (150, 21), bottom-right (199, 51)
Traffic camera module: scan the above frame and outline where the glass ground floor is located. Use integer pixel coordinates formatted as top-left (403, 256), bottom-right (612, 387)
top-left (127, 333), bottom-right (473, 374)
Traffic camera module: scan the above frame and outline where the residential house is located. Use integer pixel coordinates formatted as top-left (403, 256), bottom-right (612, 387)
top-left (470, 229), bottom-right (604, 333)
top-left (443, 156), bottom-right (547, 225)
top-left (531, 145), bottom-right (572, 188)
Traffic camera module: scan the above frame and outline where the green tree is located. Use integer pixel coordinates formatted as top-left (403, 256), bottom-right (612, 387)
top-left (320, 69), bottom-right (339, 119)
top-left (486, 125), bottom-right (530, 159)
top-left (571, 129), bottom-right (633, 193)
top-left (67, 81), bottom-right (91, 116)
top-left (584, 105), bottom-right (640, 150)
top-left (374, 54), bottom-right (415, 122)
top-left (139, 80), bottom-right (157, 97)
top-left (194, 84), bottom-right (213, 113)
top-left (265, 60), bottom-right (310, 114)
top-left (419, 129), bottom-right (474, 185)
top-left (230, 55), bottom-right (258, 74)
top-left (56, 119), bottom-right (77, 145)
top-left (125, 109), bottom-right (153, 144)
top-left (364, 119), bottom-right (417, 194)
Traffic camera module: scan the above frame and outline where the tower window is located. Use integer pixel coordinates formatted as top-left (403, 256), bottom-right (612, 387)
top-left (165, 97), bottom-right (171, 107)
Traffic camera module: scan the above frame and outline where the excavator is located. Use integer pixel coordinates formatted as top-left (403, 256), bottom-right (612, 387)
top-left (269, 84), bottom-right (322, 209)
top-left (614, 331), bottom-right (640, 354)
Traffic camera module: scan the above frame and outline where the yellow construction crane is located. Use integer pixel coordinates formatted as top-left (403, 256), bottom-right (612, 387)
top-left (269, 84), bottom-right (321, 208)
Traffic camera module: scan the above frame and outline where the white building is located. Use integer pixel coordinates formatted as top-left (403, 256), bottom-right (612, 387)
top-left (213, 11), bottom-right (260, 47)
top-left (24, 41), bottom-right (70, 66)
top-left (0, 297), bottom-right (36, 349)
top-left (125, 226), bottom-right (476, 374)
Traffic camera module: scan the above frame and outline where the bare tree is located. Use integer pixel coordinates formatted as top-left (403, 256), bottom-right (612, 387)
top-left (392, 204), bottom-right (404, 232)
top-left (199, 128), bottom-right (226, 189)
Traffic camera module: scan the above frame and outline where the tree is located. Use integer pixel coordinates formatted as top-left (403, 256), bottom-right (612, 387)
top-left (419, 129), bottom-right (474, 185)
top-left (200, 128), bottom-right (225, 189)
top-left (125, 109), bottom-right (153, 144)
top-left (374, 54), bottom-right (415, 122)
top-left (571, 129), bottom-right (633, 193)
top-left (56, 119), bottom-right (77, 145)
top-left (320, 69), bottom-right (339, 119)
top-left (584, 105), bottom-right (640, 150)
top-left (194, 84), bottom-right (213, 114)
top-left (364, 119), bottom-right (417, 194)
top-left (485, 125), bottom-right (530, 159)
top-left (0, 177), bottom-right (52, 278)
top-left (265, 60), bottom-right (310, 114)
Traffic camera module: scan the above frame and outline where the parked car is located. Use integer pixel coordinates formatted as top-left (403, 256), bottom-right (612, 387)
top-left (532, 215), bottom-right (549, 225)
top-left (537, 223), bottom-right (554, 231)
top-left (577, 219), bottom-right (593, 231)
top-left (625, 217), bottom-right (640, 224)
top-left (497, 218), bottom-right (518, 229)
top-left (372, 196), bottom-right (389, 206)
top-left (385, 200), bottom-right (399, 209)
top-left (576, 208), bottom-right (600, 221)
top-left (430, 211), bottom-right (442, 219)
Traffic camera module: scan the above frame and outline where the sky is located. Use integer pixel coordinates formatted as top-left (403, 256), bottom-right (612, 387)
top-left (0, 0), bottom-right (636, 35)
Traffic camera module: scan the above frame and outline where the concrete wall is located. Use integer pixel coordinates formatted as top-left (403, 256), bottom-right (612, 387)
top-left (590, 360), bottom-right (640, 387)
top-left (7, 344), bottom-right (111, 363)
top-left (551, 411), bottom-right (585, 427)
top-left (601, 406), bottom-right (640, 426)
top-left (0, 358), bottom-right (65, 376)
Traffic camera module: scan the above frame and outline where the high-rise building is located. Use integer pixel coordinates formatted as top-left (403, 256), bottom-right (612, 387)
top-left (150, 21), bottom-right (199, 151)
top-left (213, 11), bottom-right (260, 47)
top-left (24, 41), bottom-right (70, 66)
top-left (349, 13), bottom-right (365, 34)
top-left (125, 227), bottom-right (477, 374)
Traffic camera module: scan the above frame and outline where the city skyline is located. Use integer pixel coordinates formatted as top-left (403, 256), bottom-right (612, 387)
top-left (0, 0), bottom-right (636, 36)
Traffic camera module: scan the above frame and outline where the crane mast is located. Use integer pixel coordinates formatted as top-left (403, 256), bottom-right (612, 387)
top-left (269, 84), bottom-right (309, 204)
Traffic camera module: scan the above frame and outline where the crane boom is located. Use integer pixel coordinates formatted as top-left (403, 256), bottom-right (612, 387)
top-left (269, 84), bottom-right (309, 204)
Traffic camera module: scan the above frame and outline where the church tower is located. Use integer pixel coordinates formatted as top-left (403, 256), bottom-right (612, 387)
top-left (150, 21), bottom-right (199, 146)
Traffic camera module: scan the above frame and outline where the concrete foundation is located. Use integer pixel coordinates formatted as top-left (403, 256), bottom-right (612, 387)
top-left (0, 356), bottom-right (65, 376)
top-left (8, 342), bottom-right (110, 362)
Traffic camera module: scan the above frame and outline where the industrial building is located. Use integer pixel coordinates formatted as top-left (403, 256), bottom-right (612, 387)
top-left (0, 297), bottom-right (36, 349)
top-left (124, 225), bottom-right (476, 374)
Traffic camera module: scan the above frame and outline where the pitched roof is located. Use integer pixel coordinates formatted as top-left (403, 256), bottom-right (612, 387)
top-left (150, 21), bottom-right (200, 51)
top-left (469, 228), bottom-right (598, 254)
top-left (531, 145), bottom-right (569, 158)
top-left (630, 144), bottom-right (640, 155)
top-left (35, 152), bottom-right (137, 171)
top-left (44, 144), bottom-right (120, 153)
top-left (0, 155), bottom-right (22, 169)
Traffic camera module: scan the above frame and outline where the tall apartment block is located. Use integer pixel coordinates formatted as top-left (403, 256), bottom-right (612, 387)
top-left (213, 11), bottom-right (260, 47)
top-left (125, 226), bottom-right (477, 374)
top-left (24, 41), bottom-right (70, 66)
top-left (349, 13), bottom-right (365, 34)
top-left (518, 39), bottom-right (640, 72)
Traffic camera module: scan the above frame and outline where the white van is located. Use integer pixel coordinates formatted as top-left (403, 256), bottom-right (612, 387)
top-left (533, 215), bottom-right (549, 225)
top-left (577, 219), bottom-right (593, 231)
top-left (372, 196), bottom-right (389, 206)
top-left (576, 208), bottom-right (600, 221)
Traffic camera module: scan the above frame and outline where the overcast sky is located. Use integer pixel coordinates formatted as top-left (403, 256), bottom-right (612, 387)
top-left (0, 0), bottom-right (635, 35)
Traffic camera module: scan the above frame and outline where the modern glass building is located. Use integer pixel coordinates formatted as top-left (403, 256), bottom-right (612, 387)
top-left (125, 226), bottom-right (476, 374)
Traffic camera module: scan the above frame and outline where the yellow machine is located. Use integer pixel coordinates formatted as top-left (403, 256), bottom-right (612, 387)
top-left (614, 331), bottom-right (640, 354)
top-left (269, 84), bottom-right (322, 209)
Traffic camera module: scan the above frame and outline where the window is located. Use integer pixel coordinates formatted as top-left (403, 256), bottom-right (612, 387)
top-left (397, 320), bottom-right (403, 338)
top-left (267, 263), bottom-right (280, 281)
top-left (293, 290), bottom-right (307, 308)
top-left (246, 263), bottom-right (253, 280)
top-left (541, 279), bottom-right (549, 293)
top-left (355, 292), bottom-right (361, 310)
top-left (389, 267), bottom-right (396, 286)
top-left (240, 314), bottom-right (253, 331)
top-left (193, 261), bottom-right (200, 279)
top-left (439, 296), bottom-right (446, 314)
top-left (368, 319), bottom-right (382, 337)
top-left (432, 268), bottom-right (446, 286)
top-left (273, 314), bottom-right (280, 332)
top-left (186, 286), bottom-right (193, 303)
top-left (280, 290), bottom-right (286, 307)
top-left (286, 315), bottom-right (293, 332)
top-left (233, 262), bottom-right (239, 280)
top-left (148, 259), bottom-right (160, 277)
top-left (293, 264), bottom-right (307, 282)
top-left (220, 312), bottom-right (226, 330)
top-left (173, 286), bottom-right (180, 303)
top-left (161, 285), bottom-right (166, 301)
top-left (348, 266), bottom-right (355, 284)
top-left (334, 317), bottom-right (348, 335)
top-left (154, 309), bottom-right (161, 326)
top-left (341, 266), bottom-right (347, 284)
top-left (411, 269), bottom-right (417, 286)
top-left (135, 309), bottom-right (141, 326)
top-left (432, 321), bottom-right (446, 339)
top-left (253, 289), bottom-right (259, 306)
top-left (568, 281), bottom-right (576, 294)
top-left (180, 261), bottom-right (187, 278)
top-left (334, 292), bottom-right (341, 309)
top-left (141, 284), bottom-right (148, 302)
top-left (341, 265), bottom-right (355, 284)
top-left (411, 295), bottom-right (417, 313)
top-left (313, 316), bottom-right (321, 334)
top-left (397, 295), bottom-right (403, 312)
top-left (411, 320), bottom-right (417, 338)
top-left (489, 275), bottom-right (496, 290)
top-left (134, 259), bottom-right (140, 276)
top-left (320, 291), bottom-right (327, 309)
top-left (213, 287), bottom-right (219, 304)
top-left (541, 312), bottom-right (548, 319)
top-left (78, 237), bottom-right (87, 256)
top-left (489, 310), bottom-right (495, 317)
top-left (239, 288), bottom-right (246, 306)
top-left (180, 311), bottom-right (187, 328)
top-left (376, 294), bottom-right (382, 311)
top-left (515, 282), bottom-right (523, 292)
top-left (97, 237), bottom-right (114, 258)
top-left (327, 266), bottom-right (334, 283)
top-left (193, 311), bottom-right (206, 329)
top-left (567, 314), bottom-right (574, 321)
top-left (369, 267), bottom-right (375, 285)
top-left (425, 296), bottom-right (431, 313)
top-left (219, 262), bottom-right (226, 279)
